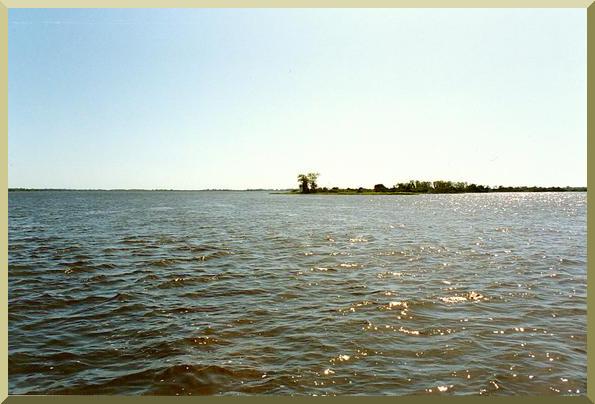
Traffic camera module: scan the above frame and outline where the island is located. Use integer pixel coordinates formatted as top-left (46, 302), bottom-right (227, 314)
top-left (289, 173), bottom-right (587, 195)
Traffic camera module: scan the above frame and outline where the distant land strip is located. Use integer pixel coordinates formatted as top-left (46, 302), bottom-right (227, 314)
top-left (292, 178), bottom-right (587, 195)
top-left (7, 188), bottom-right (292, 192)
top-left (8, 185), bottom-right (587, 194)
top-left (290, 174), bottom-right (587, 195)
top-left (280, 187), bottom-right (587, 195)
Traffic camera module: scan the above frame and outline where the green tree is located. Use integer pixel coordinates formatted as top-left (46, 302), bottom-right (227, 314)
top-left (307, 172), bottom-right (320, 193)
top-left (297, 174), bottom-right (310, 194)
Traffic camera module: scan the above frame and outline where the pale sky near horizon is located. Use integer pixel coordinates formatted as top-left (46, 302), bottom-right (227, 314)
top-left (9, 8), bottom-right (586, 189)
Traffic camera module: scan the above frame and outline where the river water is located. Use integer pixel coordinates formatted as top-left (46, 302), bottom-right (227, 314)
top-left (8, 191), bottom-right (587, 395)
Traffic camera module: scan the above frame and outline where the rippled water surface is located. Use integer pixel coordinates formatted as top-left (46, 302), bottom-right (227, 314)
top-left (8, 191), bottom-right (587, 395)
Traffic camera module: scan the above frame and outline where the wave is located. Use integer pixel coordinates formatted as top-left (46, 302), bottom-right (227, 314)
top-left (45, 364), bottom-right (265, 395)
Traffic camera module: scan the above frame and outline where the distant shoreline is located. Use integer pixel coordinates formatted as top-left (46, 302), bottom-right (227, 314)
top-left (9, 188), bottom-right (587, 194)
top-left (275, 189), bottom-right (587, 195)
top-left (292, 178), bottom-right (587, 195)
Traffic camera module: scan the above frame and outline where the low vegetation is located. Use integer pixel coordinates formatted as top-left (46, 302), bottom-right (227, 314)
top-left (293, 175), bottom-right (586, 195)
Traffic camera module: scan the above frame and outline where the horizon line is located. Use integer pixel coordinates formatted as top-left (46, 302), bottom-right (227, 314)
top-left (8, 185), bottom-right (588, 192)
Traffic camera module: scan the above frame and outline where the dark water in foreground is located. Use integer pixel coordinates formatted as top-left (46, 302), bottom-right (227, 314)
top-left (8, 191), bottom-right (587, 396)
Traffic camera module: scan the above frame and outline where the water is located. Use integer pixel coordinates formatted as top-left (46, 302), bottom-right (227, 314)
top-left (8, 191), bottom-right (587, 396)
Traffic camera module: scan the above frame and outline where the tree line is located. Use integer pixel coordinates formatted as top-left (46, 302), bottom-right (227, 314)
top-left (296, 175), bottom-right (586, 194)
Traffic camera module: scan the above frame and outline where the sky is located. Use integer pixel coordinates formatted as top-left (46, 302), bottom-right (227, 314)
top-left (8, 8), bottom-right (586, 190)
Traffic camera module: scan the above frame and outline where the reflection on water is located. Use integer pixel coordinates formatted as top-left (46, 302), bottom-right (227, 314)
top-left (8, 191), bottom-right (587, 395)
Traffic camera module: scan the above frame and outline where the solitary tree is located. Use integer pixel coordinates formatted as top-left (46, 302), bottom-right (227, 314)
top-left (297, 172), bottom-right (320, 194)
top-left (297, 174), bottom-right (310, 193)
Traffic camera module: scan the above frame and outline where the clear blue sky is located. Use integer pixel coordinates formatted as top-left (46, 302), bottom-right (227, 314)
top-left (9, 8), bottom-right (586, 189)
